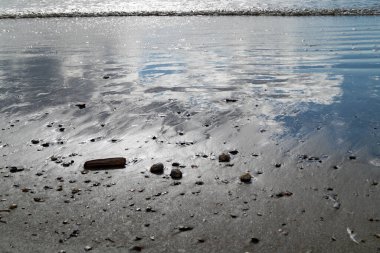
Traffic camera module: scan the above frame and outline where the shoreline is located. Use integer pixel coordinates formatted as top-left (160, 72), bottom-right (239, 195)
top-left (0, 8), bottom-right (380, 20)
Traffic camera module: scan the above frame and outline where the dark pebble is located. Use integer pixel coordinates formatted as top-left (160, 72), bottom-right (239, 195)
top-left (84, 246), bottom-right (92, 251)
top-left (251, 237), bottom-right (260, 244)
top-left (170, 169), bottom-right (182, 179)
top-left (349, 155), bottom-right (356, 160)
top-left (195, 181), bottom-right (204, 185)
top-left (9, 167), bottom-right (24, 173)
top-left (130, 246), bottom-right (143, 252)
top-left (172, 162), bottom-right (180, 167)
top-left (150, 163), bottom-right (164, 174)
top-left (240, 173), bottom-right (252, 183)
top-left (33, 197), bottom-right (45, 202)
top-left (218, 153), bottom-right (231, 163)
top-left (178, 226), bottom-right (193, 232)
top-left (31, 139), bottom-right (40, 144)
top-left (229, 150), bottom-right (239, 155)
top-left (275, 191), bottom-right (293, 198)
top-left (275, 163), bottom-right (281, 168)
top-left (75, 104), bottom-right (86, 109)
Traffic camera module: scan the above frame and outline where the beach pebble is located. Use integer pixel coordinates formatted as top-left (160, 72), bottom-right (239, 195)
top-left (240, 173), bottom-right (252, 183)
top-left (251, 237), bottom-right (260, 244)
top-left (130, 246), bottom-right (143, 252)
top-left (9, 204), bottom-right (17, 210)
top-left (9, 167), bottom-right (24, 173)
top-left (33, 197), bottom-right (45, 202)
top-left (275, 191), bottom-right (293, 198)
top-left (84, 245), bottom-right (92, 251)
top-left (75, 104), bottom-right (86, 109)
top-left (178, 226), bottom-right (193, 232)
top-left (218, 153), bottom-right (231, 163)
top-left (31, 139), bottom-right (40, 144)
top-left (150, 163), bottom-right (164, 174)
top-left (170, 169), bottom-right (182, 179)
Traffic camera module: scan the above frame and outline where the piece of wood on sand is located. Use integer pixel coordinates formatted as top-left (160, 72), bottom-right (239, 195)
top-left (84, 157), bottom-right (126, 170)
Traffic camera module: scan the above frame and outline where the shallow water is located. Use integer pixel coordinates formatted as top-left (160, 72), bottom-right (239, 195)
top-left (0, 16), bottom-right (379, 252)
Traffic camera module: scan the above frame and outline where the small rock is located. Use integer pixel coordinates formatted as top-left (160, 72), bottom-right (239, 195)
top-left (33, 197), bottom-right (45, 202)
top-left (178, 226), bottom-right (193, 232)
top-left (251, 237), bottom-right (260, 244)
top-left (9, 204), bottom-right (17, 210)
top-left (218, 153), bottom-right (231, 163)
top-left (130, 246), bottom-right (143, 252)
top-left (75, 104), bottom-right (86, 109)
top-left (31, 139), bottom-right (40, 144)
top-left (195, 181), bottom-right (204, 185)
top-left (150, 163), bottom-right (164, 174)
top-left (225, 98), bottom-right (238, 103)
top-left (229, 150), bottom-right (239, 155)
top-left (275, 163), bottom-right (281, 168)
top-left (349, 155), bottom-right (356, 160)
top-left (197, 238), bottom-right (205, 243)
top-left (9, 167), bottom-right (24, 173)
top-left (172, 162), bottom-right (180, 167)
top-left (84, 245), bottom-right (92, 251)
top-left (240, 173), bottom-right (252, 183)
top-left (170, 169), bottom-right (182, 179)
top-left (275, 191), bottom-right (293, 198)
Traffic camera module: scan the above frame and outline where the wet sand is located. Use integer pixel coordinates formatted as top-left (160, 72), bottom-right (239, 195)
top-left (0, 16), bottom-right (379, 252)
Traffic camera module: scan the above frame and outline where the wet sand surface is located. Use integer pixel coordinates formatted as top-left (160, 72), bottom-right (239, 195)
top-left (0, 16), bottom-right (379, 252)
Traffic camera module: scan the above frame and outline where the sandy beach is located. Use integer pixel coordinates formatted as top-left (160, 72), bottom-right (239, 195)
top-left (0, 16), bottom-right (379, 252)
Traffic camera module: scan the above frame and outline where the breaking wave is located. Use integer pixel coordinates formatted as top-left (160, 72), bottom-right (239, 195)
top-left (0, 8), bottom-right (379, 19)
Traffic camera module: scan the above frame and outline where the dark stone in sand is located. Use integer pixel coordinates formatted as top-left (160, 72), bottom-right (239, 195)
top-left (33, 197), bottom-right (45, 202)
top-left (41, 143), bottom-right (50, 147)
top-left (31, 139), bottom-right (39, 144)
top-left (130, 246), bottom-right (143, 252)
top-left (9, 167), bottom-right (24, 173)
top-left (75, 104), bottom-right (86, 109)
top-left (225, 98), bottom-right (238, 103)
top-left (59, 128), bottom-right (65, 132)
top-left (84, 157), bottom-right (126, 170)
top-left (170, 169), bottom-right (182, 179)
top-left (172, 162), bottom-right (180, 167)
top-left (275, 191), bottom-right (293, 198)
top-left (275, 163), bottom-right (281, 168)
top-left (195, 181), bottom-right (204, 185)
top-left (229, 150), bottom-right (239, 155)
top-left (178, 226), bottom-right (193, 232)
top-left (150, 163), bottom-right (164, 174)
top-left (103, 75), bottom-right (110, 79)
top-left (84, 246), bottom-right (92, 251)
top-left (240, 173), bottom-right (252, 183)
top-left (349, 155), bottom-right (356, 160)
top-left (9, 204), bottom-right (17, 210)
top-left (219, 153), bottom-right (231, 163)
top-left (251, 237), bottom-right (260, 244)
top-left (62, 161), bottom-right (74, 167)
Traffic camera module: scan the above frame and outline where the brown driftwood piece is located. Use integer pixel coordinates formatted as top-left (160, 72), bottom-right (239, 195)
top-left (84, 157), bottom-right (126, 170)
